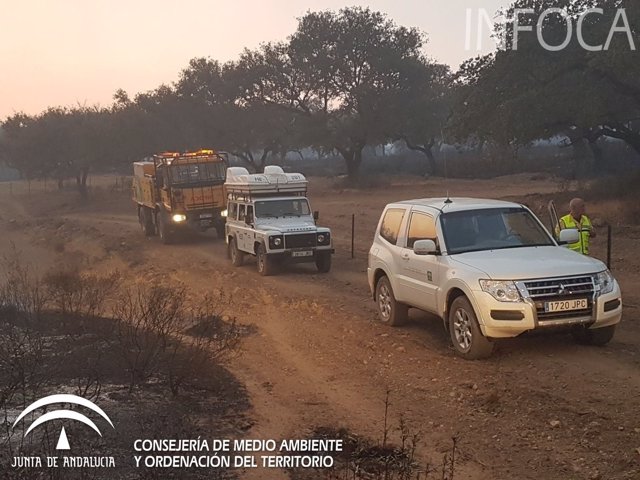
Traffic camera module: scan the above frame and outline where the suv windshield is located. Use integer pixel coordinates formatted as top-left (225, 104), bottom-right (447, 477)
top-left (170, 162), bottom-right (225, 184)
top-left (441, 207), bottom-right (554, 254)
top-left (255, 199), bottom-right (310, 218)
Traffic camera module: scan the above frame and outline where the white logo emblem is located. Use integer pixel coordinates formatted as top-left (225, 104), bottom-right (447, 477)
top-left (12, 394), bottom-right (114, 450)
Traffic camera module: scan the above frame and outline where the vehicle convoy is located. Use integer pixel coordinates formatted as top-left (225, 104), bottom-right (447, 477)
top-left (132, 149), bottom-right (228, 243)
top-left (368, 198), bottom-right (623, 359)
top-left (224, 166), bottom-right (333, 276)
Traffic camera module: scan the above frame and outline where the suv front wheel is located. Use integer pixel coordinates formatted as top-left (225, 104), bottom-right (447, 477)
top-left (448, 296), bottom-right (494, 360)
top-left (375, 276), bottom-right (408, 326)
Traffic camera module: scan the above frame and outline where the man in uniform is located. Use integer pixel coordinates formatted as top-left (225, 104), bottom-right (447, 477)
top-left (556, 198), bottom-right (596, 255)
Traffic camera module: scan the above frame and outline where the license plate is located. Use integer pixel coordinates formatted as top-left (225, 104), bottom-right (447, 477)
top-left (544, 298), bottom-right (588, 312)
top-left (200, 213), bottom-right (213, 219)
top-left (292, 250), bottom-right (313, 257)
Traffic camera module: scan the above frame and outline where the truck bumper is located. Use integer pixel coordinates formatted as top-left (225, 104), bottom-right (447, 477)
top-left (470, 285), bottom-right (622, 339)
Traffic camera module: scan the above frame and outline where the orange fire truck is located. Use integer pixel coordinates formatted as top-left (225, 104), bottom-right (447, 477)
top-left (132, 149), bottom-right (228, 243)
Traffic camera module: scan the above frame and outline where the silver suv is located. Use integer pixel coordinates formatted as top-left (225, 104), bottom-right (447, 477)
top-left (367, 198), bottom-right (622, 359)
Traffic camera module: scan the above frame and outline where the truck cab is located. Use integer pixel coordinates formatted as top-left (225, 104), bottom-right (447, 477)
top-left (225, 166), bottom-right (333, 276)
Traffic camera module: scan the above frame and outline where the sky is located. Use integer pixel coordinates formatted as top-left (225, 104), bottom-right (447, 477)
top-left (0, 0), bottom-right (508, 119)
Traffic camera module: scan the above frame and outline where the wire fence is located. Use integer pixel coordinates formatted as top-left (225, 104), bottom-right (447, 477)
top-left (0, 175), bottom-right (132, 195)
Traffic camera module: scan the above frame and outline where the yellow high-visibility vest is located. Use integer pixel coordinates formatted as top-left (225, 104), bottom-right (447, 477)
top-left (558, 214), bottom-right (592, 254)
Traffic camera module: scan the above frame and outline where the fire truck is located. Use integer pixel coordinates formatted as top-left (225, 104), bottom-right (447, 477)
top-left (132, 149), bottom-right (228, 244)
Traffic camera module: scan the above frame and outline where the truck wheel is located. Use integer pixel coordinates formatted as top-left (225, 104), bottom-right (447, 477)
top-left (230, 237), bottom-right (244, 267)
top-left (215, 223), bottom-right (225, 239)
top-left (256, 244), bottom-right (276, 276)
top-left (572, 324), bottom-right (616, 346)
top-left (315, 252), bottom-right (332, 273)
top-left (448, 296), bottom-right (494, 360)
top-left (139, 207), bottom-right (155, 237)
top-left (157, 212), bottom-right (174, 245)
top-left (375, 276), bottom-right (408, 326)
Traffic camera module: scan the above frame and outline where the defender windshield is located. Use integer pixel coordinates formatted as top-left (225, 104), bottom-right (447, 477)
top-left (255, 199), bottom-right (310, 218)
top-left (170, 163), bottom-right (225, 184)
top-left (441, 207), bottom-right (554, 254)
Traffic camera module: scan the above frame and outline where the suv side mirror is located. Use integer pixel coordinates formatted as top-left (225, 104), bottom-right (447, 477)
top-left (558, 229), bottom-right (579, 245)
top-left (413, 239), bottom-right (438, 255)
top-left (313, 211), bottom-right (319, 221)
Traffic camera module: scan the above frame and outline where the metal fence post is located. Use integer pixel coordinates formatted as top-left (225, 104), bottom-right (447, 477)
top-left (351, 213), bottom-right (355, 259)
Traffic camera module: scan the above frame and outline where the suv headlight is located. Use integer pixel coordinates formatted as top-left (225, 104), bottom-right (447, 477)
top-left (172, 214), bottom-right (187, 223)
top-left (594, 270), bottom-right (615, 295)
top-left (479, 280), bottom-right (522, 302)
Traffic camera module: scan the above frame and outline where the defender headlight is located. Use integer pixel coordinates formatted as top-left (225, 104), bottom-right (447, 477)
top-left (479, 280), bottom-right (522, 302)
top-left (268, 235), bottom-right (284, 249)
top-left (594, 270), bottom-right (614, 296)
top-left (220, 209), bottom-right (228, 217)
top-left (172, 214), bottom-right (187, 223)
top-left (317, 233), bottom-right (330, 245)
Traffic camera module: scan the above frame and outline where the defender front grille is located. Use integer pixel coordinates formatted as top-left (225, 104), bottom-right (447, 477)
top-left (284, 233), bottom-right (317, 249)
top-left (520, 275), bottom-right (595, 322)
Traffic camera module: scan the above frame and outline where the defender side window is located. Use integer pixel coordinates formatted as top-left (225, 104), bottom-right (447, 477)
top-left (246, 205), bottom-right (254, 225)
top-left (228, 202), bottom-right (238, 220)
top-left (407, 212), bottom-right (436, 248)
top-left (238, 204), bottom-right (246, 222)
top-left (379, 208), bottom-right (405, 245)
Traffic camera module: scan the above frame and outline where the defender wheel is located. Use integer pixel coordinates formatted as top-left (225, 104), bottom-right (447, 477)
top-left (375, 276), bottom-right (408, 326)
top-left (256, 244), bottom-right (275, 276)
top-left (448, 296), bottom-right (494, 360)
top-left (158, 213), bottom-right (174, 245)
top-left (230, 237), bottom-right (244, 267)
top-left (572, 324), bottom-right (616, 346)
top-left (315, 252), bottom-right (332, 273)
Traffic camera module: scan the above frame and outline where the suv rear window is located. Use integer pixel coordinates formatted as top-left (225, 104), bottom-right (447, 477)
top-left (379, 208), bottom-right (405, 245)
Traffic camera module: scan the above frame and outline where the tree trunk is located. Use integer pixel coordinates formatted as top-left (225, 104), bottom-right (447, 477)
top-left (258, 149), bottom-right (271, 172)
top-left (403, 138), bottom-right (437, 175)
top-left (602, 124), bottom-right (640, 157)
top-left (337, 146), bottom-right (364, 182)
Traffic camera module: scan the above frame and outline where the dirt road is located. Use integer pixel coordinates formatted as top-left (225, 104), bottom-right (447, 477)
top-left (0, 175), bottom-right (638, 480)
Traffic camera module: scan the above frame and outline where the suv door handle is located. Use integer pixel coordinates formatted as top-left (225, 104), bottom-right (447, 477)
top-left (402, 253), bottom-right (410, 260)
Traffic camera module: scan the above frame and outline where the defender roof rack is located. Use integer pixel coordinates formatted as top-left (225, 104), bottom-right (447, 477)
top-left (225, 166), bottom-right (308, 199)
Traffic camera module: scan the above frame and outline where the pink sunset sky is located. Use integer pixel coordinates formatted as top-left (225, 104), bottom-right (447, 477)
top-left (1, 1), bottom-right (507, 119)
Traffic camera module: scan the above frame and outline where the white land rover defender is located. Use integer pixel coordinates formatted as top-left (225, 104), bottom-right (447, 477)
top-left (224, 166), bottom-right (333, 276)
top-left (368, 198), bottom-right (623, 359)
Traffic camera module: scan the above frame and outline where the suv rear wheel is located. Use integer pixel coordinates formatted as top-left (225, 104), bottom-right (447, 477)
top-left (448, 296), bottom-right (494, 360)
top-left (375, 276), bottom-right (408, 326)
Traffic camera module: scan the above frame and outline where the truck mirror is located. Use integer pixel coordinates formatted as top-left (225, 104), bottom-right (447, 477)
top-left (313, 211), bottom-right (319, 221)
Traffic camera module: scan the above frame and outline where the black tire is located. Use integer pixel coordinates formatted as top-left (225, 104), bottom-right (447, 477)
top-left (572, 324), bottom-right (616, 346)
top-left (139, 207), bottom-right (155, 237)
top-left (215, 223), bottom-right (225, 239)
top-left (448, 296), bottom-right (494, 360)
top-left (375, 276), bottom-right (408, 326)
top-left (157, 212), bottom-right (174, 245)
top-left (256, 244), bottom-right (276, 276)
top-left (230, 237), bottom-right (244, 267)
top-left (315, 251), bottom-right (332, 273)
